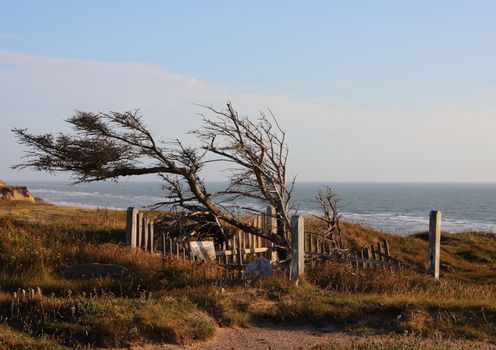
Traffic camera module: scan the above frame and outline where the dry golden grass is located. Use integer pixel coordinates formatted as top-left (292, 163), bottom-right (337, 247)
top-left (0, 199), bottom-right (495, 348)
top-left (320, 218), bottom-right (496, 283)
top-left (311, 334), bottom-right (493, 350)
top-left (0, 323), bottom-right (68, 350)
top-left (251, 273), bottom-right (496, 342)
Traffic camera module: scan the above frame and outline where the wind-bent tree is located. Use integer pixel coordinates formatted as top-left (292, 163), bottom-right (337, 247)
top-left (13, 103), bottom-right (295, 250)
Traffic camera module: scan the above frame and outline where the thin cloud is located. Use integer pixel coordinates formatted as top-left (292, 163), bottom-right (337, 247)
top-left (1, 49), bottom-right (495, 182)
top-left (0, 33), bottom-right (19, 41)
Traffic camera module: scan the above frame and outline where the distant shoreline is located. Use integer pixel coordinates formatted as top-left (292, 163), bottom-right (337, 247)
top-left (7, 180), bottom-right (496, 234)
top-left (8, 179), bottom-right (496, 185)
top-left (3, 199), bottom-right (491, 237)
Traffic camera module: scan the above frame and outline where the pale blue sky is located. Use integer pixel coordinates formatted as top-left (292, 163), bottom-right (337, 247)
top-left (1, 1), bottom-right (495, 182)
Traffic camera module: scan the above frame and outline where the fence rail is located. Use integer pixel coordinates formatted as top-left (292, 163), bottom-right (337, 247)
top-left (126, 207), bottom-right (279, 264)
top-left (125, 206), bottom-right (440, 280)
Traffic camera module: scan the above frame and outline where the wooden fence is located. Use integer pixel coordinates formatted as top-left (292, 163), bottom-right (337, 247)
top-left (348, 239), bottom-right (405, 270)
top-left (125, 207), bottom-right (155, 252)
top-left (125, 207), bottom-right (278, 264)
top-left (125, 207), bottom-right (442, 280)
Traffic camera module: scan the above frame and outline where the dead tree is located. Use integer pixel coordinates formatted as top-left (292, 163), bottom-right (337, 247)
top-left (313, 186), bottom-right (343, 249)
top-left (12, 103), bottom-right (294, 250)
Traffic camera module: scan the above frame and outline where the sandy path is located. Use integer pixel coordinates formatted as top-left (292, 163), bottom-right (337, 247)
top-left (136, 325), bottom-right (496, 350)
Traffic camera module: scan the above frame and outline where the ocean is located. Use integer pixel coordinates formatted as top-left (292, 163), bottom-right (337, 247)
top-left (13, 181), bottom-right (496, 234)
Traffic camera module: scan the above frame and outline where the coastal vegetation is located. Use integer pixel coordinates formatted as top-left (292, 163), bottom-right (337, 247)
top-left (0, 199), bottom-right (494, 349)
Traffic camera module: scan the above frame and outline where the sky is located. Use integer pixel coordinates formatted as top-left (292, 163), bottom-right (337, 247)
top-left (1, 1), bottom-right (495, 182)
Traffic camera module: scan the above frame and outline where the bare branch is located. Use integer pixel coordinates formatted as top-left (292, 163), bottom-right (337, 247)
top-left (13, 103), bottom-right (296, 250)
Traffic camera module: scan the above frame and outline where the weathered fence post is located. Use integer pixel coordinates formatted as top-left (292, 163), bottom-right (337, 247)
top-left (149, 220), bottom-right (154, 253)
top-left (364, 248), bottom-right (370, 269)
top-left (428, 211), bottom-right (442, 279)
top-left (162, 234), bottom-right (166, 258)
top-left (382, 239), bottom-right (390, 257)
top-left (236, 231), bottom-right (243, 276)
top-left (125, 207), bottom-right (138, 248)
top-left (265, 206), bottom-right (278, 263)
top-left (376, 242), bottom-right (383, 270)
top-left (137, 212), bottom-right (143, 249)
top-left (383, 239), bottom-right (392, 272)
top-left (143, 217), bottom-right (149, 250)
top-left (290, 215), bottom-right (305, 281)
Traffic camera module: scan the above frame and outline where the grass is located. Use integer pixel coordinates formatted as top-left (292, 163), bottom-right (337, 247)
top-left (0, 323), bottom-right (68, 350)
top-left (310, 335), bottom-right (492, 350)
top-left (253, 276), bottom-right (496, 341)
top-left (0, 199), bottom-right (494, 348)
top-left (336, 220), bottom-right (496, 283)
top-left (0, 290), bottom-right (214, 348)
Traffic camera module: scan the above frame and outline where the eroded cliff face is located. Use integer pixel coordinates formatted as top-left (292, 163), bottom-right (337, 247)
top-left (0, 181), bottom-right (37, 202)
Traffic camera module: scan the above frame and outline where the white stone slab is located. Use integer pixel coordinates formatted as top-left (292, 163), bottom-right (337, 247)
top-left (190, 241), bottom-right (216, 260)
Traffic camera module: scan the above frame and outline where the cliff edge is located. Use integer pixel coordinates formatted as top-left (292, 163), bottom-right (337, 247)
top-left (0, 181), bottom-right (40, 202)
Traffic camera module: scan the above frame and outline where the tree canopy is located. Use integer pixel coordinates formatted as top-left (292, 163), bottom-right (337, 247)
top-left (13, 103), bottom-right (296, 249)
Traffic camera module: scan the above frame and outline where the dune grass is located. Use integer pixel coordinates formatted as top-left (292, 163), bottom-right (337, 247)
top-left (0, 199), bottom-right (494, 348)
top-left (310, 335), bottom-right (493, 350)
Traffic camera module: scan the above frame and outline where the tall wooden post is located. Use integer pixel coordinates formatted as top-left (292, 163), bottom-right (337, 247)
top-left (236, 231), bottom-right (243, 275)
top-left (232, 236), bottom-right (237, 264)
top-left (162, 234), bottom-right (166, 259)
top-left (428, 211), bottom-right (441, 279)
top-left (125, 207), bottom-right (138, 247)
top-left (143, 217), bottom-right (149, 251)
top-left (137, 212), bottom-right (143, 249)
top-left (257, 215), bottom-right (263, 248)
top-left (265, 206), bottom-right (278, 263)
top-left (149, 220), bottom-right (154, 253)
top-left (290, 215), bottom-right (305, 281)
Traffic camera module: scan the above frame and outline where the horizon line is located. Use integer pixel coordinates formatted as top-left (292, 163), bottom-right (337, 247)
top-left (5, 178), bottom-right (496, 185)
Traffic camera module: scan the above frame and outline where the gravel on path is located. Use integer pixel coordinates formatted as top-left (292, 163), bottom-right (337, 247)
top-left (135, 325), bottom-right (496, 350)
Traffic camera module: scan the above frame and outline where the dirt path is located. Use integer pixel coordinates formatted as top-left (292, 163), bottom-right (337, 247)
top-left (136, 325), bottom-right (496, 350)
